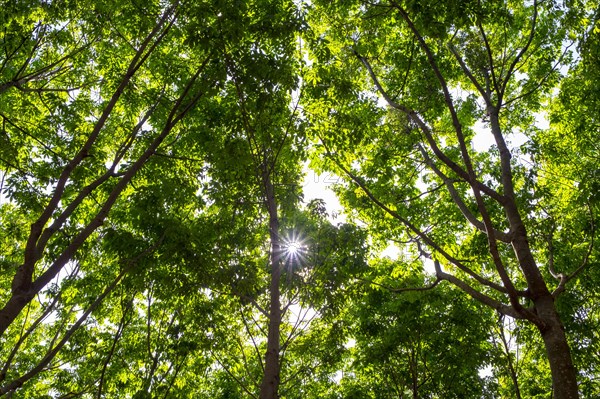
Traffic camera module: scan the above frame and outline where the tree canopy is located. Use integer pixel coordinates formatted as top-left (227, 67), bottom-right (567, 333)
top-left (0, 0), bottom-right (599, 398)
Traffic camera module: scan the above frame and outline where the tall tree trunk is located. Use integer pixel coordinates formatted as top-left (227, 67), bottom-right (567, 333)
top-left (535, 296), bottom-right (579, 399)
top-left (259, 166), bottom-right (282, 399)
top-left (504, 189), bottom-right (579, 399)
top-left (260, 260), bottom-right (282, 399)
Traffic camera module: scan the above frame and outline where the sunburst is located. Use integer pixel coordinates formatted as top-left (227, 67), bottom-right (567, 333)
top-left (281, 231), bottom-right (309, 265)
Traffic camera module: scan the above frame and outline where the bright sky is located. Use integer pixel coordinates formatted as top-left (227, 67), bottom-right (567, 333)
top-left (301, 165), bottom-right (346, 223)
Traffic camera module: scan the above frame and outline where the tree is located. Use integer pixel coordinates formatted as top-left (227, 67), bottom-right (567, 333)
top-left (0, 0), bottom-right (211, 337)
top-left (303, 0), bottom-right (597, 397)
top-left (210, 57), bottom-right (368, 397)
top-left (0, 0), bottom-right (303, 395)
top-left (2, 0), bottom-right (600, 397)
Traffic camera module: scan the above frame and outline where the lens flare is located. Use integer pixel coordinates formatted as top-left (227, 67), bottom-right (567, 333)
top-left (286, 241), bottom-right (302, 255)
top-left (282, 232), bottom-right (308, 264)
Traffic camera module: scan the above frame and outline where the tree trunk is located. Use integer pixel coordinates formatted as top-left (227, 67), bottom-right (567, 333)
top-left (535, 296), bottom-right (579, 399)
top-left (507, 206), bottom-right (579, 398)
top-left (409, 347), bottom-right (418, 399)
top-left (259, 264), bottom-right (282, 399)
top-left (0, 293), bottom-right (34, 337)
top-left (259, 166), bottom-right (282, 399)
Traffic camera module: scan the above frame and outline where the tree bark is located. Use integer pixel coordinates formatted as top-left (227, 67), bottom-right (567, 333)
top-left (409, 347), bottom-right (418, 399)
top-left (535, 296), bottom-right (579, 399)
top-left (260, 261), bottom-right (282, 399)
top-left (509, 219), bottom-right (579, 398)
top-left (259, 165), bottom-right (282, 399)
top-left (0, 294), bottom-right (34, 338)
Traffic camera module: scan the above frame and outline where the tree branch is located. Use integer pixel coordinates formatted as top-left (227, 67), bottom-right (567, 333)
top-left (447, 43), bottom-right (491, 105)
top-left (353, 51), bottom-right (505, 204)
top-left (418, 145), bottom-right (512, 242)
top-left (433, 261), bottom-right (525, 320)
top-left (499, 0), bottom-right (538, 103)
top-left (240, 309), bottom-right (265, 373)
top-left (553, 202), bottom-right (596, 297)
top-left (321, 140), bottom-right (526, 297)
top-left (477, 20), bottom-right (500, 97)
top-left (355, 275), bottom-right (442, 293)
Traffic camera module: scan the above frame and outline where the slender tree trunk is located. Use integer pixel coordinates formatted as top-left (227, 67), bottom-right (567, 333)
top-left (409, 348), bottom-right (418, 399)
top-left (260, 260), bottom-right (282, 399)
top-left (259, 166), bottom-right (282, 399)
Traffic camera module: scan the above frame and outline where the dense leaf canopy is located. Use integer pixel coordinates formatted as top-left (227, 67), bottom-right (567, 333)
top-left (0, 0), bottom-right (599, 398)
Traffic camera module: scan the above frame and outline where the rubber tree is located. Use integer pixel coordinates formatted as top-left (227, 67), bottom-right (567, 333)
top-left (0, 0), bottom-right (242, 394)
top-left (0, 0), bottom-right (213, 336)
top-left (303, 0), bottom-right (596, 397)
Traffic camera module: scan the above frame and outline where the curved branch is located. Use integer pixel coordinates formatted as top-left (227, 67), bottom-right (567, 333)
top-left (433, 261), bottom-right (525, 320)
top-left (96, 298), bottom-right (131, 399)
top-left (418, 145), bottom-right (512, 242)
top-left (353, 51), bottom-right (505, 204)
top-left (321, 141), bottom-right (526, 298)
top-left (387, 1), bottom-right (482, 192)
top-left (356, 275), bottom-right (442, 293)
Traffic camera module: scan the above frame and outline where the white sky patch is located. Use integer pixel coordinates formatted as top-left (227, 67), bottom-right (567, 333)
top-left (381, 241), bottom-right (436, 274)
top-left (0, 171), bottom-right (8, 205)
top-left (302, 163), bottom-right (346, 223)
top-left (473, 126), bottom-right (531, 164)
top-left (534, 111), bottom-right (550, 130)
top-left (379, 242), bottom-right (437, 275)
top-left (332, 370), bottom-right (343, 384)
top-left (478, 364), bottom-right (493, 378)
top-left (381, 243), bottom-right (401, 259)
top-left (422, 258), bottom-right (436, 274)
top-left (473, 121), bottom-right (495, 152)
top-left (287, 303), bottom-right (317, 334)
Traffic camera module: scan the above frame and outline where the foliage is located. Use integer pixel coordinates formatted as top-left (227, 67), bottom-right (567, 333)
top-left (0, 0), bottom-right (599, 398)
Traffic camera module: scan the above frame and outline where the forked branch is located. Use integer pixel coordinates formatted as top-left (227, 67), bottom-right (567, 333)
top-left (320, 140), bottom-right (527, 299)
